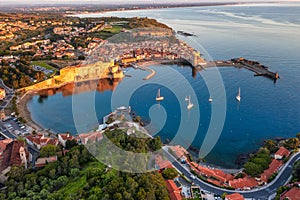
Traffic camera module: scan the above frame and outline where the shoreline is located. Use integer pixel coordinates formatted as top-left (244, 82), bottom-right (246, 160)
top-left (17, 90), bottom-right (289, 174)
top-left (68, 2), bottom-right (279, 17)
top-left (17, 93), bottom-right (45, 132)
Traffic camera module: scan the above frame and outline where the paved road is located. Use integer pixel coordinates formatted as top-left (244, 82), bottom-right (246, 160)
top-left (0, 79), bottom-right (13, 93)
top-left (28, 145), bottom-right (40, 167)
top-left (0, 79), bottom-right (14, 110)
top-left (163, 146), bottom-right (300, 200)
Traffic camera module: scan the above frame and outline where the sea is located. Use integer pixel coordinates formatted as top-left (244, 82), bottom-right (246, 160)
top-left (27, 2), bottom-right (300, 168)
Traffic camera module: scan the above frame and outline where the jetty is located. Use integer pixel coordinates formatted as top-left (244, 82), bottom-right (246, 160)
top-left (131, 63), bottom-right (156, 80)
top-left (200, 57), bottom-right (279, 80)
top-left (129, 57), bottom-right (279, 81)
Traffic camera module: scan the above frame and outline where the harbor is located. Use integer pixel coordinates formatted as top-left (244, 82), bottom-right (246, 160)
top-left (201, 57), bottom-right (279, 80)
top-left (128, 57), bottom-right (279, 81)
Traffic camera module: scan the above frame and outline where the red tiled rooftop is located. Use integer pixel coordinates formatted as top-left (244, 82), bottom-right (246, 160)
top-left (0, 140), bottom-right (28, 171)
top-left (260, 159), bottom-right (283, 182)
top-left (229, 177), bottom-right (258, 189)
top-left (155, 155), bottom-right (172, 169)
top-left (190, 162), bottom-right (215, 177)
top-left (276, 146), bottom-right (290, 157)
top-left (35, 156), bottom-right (57, 168)
top-left (59, 133), bottom-right (74, 141)
top-left (214, 169), bottom-right (234, 182)
top-left (165, 179), bottom-right (179, 193)
top-left (0, 139), bottom-right (13, 155)
top-left (169, 191), bottom-right (182, 200)
top-left (26, 134), bottom-right (58, 146)
top-left (79, 132), bottom-right (103, 144)
top-left (281, 187), bottom-right (300, 200)
top-left (169, 145), bottom-right (188, 159)
top-left (164, 180), bottom-right (182, 200)
top-left (190, 162), bottom-right (234, 183)
top-left (207, 178), bottom-right (223, 187)
top-left (226, 193), bottom-right (244, 200)
top-left (26, 135), bottom-right (41, 145)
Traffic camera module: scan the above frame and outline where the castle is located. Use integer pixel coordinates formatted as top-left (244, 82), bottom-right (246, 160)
top-left (22, 60), bottom-right (123, 92)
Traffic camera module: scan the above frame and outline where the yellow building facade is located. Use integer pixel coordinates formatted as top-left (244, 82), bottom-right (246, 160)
top-left (22, 60), bottom-right (123, 92)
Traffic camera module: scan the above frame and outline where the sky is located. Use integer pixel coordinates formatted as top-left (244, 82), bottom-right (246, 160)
top-left (0, 0), bottom-right (299, 6)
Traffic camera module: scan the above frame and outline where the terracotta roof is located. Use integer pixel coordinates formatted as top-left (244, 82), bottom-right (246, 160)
top-left (207, 178), bottom-right (222, 187)
top-left (164, 180), bottom-right (182, 200)
top-left (79, 132), bottom-right (103, 144)
top-left (226, 193), bottom-right (244, 200)
top-left (229, 177), bottom-right (258, 189)
top-left (190, 162), bottom-right (234, 183)
top-left (59, 133), bottom-right (74, 141)
top-left (35, 156), bottom-right (57, 168)
top-left (190, 162), bottom-right (214, 177)
top-left (281, 187), bottom-right (300, 200)
top-left (260, 159), bottom-right (283, 182)
top-left (169, 191), bottom-right (182, 200)
top-left (155, 155), bottom-right (172, 169)
top-left (169, 146), bottom-right (188, 159)
top-left (214, 169), bottom-right (234, 182)
top-left (26, 134), bottom-right (58, 147)
top-left (0, 139), bottom-right (13, 156)
top-left (275, 146), bottom-right (290, 157)
top-left (0, 140), bottom-right (28, 171)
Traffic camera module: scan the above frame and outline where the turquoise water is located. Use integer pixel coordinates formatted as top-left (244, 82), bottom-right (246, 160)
top-left (28, 3), bottom-right (300, 168)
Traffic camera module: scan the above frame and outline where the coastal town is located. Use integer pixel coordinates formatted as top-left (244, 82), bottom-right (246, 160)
top-left (0, 102), bottom-right (300, 199)
top-left (0, 8), bottom-right (299, 200)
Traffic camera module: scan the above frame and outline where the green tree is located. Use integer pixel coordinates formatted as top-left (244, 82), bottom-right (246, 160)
top-left (244, 162), bottom-right (263, 177)
top-left (7, 166), bottom-right (25, 182)
top-left (40, 144), bottom-right (58, 157)
top-left (234, 173), bottom-right (245, 179)
top-left (221, 192), bottom-right (227, 200)
top-left (136, 188), bottom-right (147, 200)
top-left (264, 140), bottom-right (278, 153)
top-left (65, 139), bottom-right (77, 150)
top-left (292, 160), bottom-right (300, 181)
top-left (162, 168), bottom-right (178, 179)
top-left (70, 168), bottom-right (80, 178)
top-left (284, 138), bottom-right (300, 149)
top-left (252, 157), bottom-right (269, 170)
top-left (150, 136), bottom-right (162, 151)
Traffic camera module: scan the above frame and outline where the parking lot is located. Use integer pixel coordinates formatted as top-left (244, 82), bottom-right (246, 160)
top-left (0, 116), bottom-right (29, 139)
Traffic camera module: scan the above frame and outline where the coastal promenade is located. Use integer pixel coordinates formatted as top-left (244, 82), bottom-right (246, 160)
top-left (163, 146), bottom-right (300, 199)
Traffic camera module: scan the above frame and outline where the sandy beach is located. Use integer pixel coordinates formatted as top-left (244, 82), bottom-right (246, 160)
top-left (17, 93), bottom-right (45, 132)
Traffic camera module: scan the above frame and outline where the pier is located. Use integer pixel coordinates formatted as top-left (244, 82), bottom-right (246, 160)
top-left (130, 61), bottom-right (162, 80)
top-left (200, 57), bottom-right (279, 80)
top-left (128, 57), bottom-right (279, 81)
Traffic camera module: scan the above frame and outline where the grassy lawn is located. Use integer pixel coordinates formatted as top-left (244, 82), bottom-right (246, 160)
top-left (103, 25), bottom-right (122, 34)
top-left (58, 162), bottom-right (105, 197)
top-left (31, 61), bottom-right (56, 70)
top-left (58, 175), bottom-right (87, 197)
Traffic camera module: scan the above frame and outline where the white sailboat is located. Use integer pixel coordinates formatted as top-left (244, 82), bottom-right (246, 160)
top-left (185, 96), bottom-right (189, 101)
top-left (208, 96), bottom-right (213, 102)
top-left (236, 87), bottom-right (241, 102)
top-left (156, 89), bottom-right (164, 101)
top-left (186, 96), bottom-right (194, 110)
